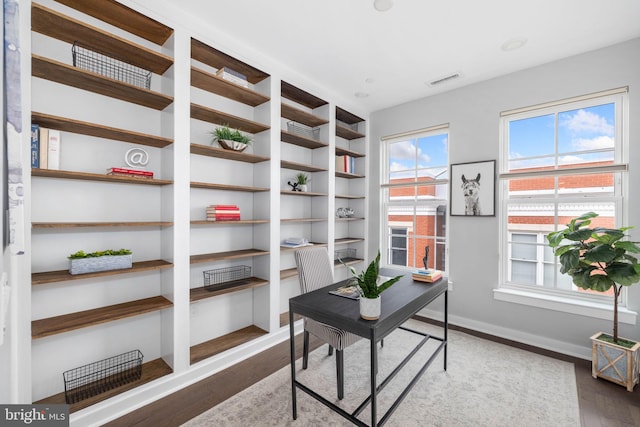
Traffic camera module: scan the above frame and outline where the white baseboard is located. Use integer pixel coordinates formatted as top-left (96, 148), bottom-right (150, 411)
top-left (417, 308), bottom-right (592, 361)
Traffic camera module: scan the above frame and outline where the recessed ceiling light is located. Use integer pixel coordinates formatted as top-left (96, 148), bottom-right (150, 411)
top-left (354, 92), bottom-right (370, 98)
top-left (501, 37), bottom-right (527, 52)
top-left (373, 0), bottom-right (393, 12)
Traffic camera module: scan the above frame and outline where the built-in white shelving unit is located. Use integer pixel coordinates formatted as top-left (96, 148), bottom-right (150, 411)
top-left (25, 0), bottom-right (368, 421)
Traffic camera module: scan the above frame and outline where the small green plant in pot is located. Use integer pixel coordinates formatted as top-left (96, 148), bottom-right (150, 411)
top-left (344, 251), bottom-right (403, 320)
top-left (211, 125), bottom-right (252, 152)
top-left (547, 212), bottom-right (640, 390)
top-left (296, 173), bottom-right (310, 192)
top-left (68, 248), bottom-right (133, 275)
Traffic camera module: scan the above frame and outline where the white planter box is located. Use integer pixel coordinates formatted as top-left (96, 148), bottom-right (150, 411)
top-left (69, 254), bottom-right (133, 275)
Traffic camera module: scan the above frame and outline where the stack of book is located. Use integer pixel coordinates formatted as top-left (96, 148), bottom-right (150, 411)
top-left (106, 167), bottom-right (154, 179)
top-left (215, 67), bottom-right (248, 88)
top-left (412, 269), bottom-right (443, 283)
top-left (335, 155), bottom-right (355, 173)
top-left (30, 124), bottom-right (61, 170)
top-left (206, 204), bottom-right (241, 221)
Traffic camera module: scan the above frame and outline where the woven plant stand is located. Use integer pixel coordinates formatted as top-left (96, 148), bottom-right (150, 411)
top-left (591, 332), bottom-right (640, 392)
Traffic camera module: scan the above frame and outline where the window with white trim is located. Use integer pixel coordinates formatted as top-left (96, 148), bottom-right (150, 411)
top-left (381, 126), bottom-right (449, 272)
top-left (499, 88), bottom-right (629, 307)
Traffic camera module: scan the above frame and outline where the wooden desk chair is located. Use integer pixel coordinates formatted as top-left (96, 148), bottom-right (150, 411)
top-left (294, 246), bottom-right (361, 400)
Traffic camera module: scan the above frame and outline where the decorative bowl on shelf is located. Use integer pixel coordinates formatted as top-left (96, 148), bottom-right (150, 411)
top-left (217, 139), bottom-right (248, 152)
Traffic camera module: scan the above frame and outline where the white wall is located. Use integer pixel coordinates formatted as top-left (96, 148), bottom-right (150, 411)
top-left (369, 38), bottom-right (640, 357)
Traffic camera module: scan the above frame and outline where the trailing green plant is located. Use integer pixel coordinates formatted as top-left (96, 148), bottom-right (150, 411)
top-left (296, 173), bottom-right (310, 185)
top-left (547, 212), bottom-right (640, 343)
top-left (69, 249), bottom-right (132, 259)
top-left (343, 251), bottom-right (403, 299)
top-left (211, 125), bottom-right (252, 144)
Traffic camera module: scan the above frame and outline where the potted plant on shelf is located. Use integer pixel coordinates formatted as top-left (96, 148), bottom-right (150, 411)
top-left (211, 125), bottom-right (252, 152)
top-left (344, 251), bottom-right (403, 320)
top-left (68, 248), bottom-right (133, 275)
top-left (295, 173), bottom-right (310, 192)
top-left (547, 212), bottom-right (640, 391)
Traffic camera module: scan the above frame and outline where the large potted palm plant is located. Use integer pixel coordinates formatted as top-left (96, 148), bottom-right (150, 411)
top-left (547, 212), bottom-right (640, 391)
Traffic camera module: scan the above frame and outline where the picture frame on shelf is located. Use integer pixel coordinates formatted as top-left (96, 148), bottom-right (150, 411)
top-left (450, 159), bottom-right (495, 217)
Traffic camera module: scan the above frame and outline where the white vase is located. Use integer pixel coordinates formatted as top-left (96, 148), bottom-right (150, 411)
top-left (360, 295), bottom-right (381, 320)
top-left (298, 184), bottom-right (308, 192)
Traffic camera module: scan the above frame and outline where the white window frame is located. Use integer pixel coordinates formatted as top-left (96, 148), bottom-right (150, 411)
top-left (380, 125), bottom-right (449, 273)
top-left (495, 88), bottom-right (636, 324)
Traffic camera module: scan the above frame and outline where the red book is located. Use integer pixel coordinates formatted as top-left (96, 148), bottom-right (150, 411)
top-left (107, 167), bottom-right (153, 176)
top-left (208, 215), bottom-right (241, 221)
top-left (210, 205), bottom-right (239, 210)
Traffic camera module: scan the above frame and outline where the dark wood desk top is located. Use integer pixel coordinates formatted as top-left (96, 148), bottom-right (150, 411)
top-left (289, 268), bottom-right (448, 341)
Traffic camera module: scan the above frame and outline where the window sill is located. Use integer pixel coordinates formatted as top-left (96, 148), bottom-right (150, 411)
top-left (493, 287), bottom-right (637, 325)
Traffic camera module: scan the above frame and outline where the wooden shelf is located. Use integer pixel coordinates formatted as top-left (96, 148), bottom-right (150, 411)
top-left (190, 181), bottom-right (269, 192)
top-left (191, 38), bottom-right (269, 85)
top-left (281, 81), bottom-right (327, 109)
top-left (190, 277), bottom-right (269, 302)
top-left (335, 194), bottom-right (366, 200)
top-left (190, 249), bottom-right (270, 265)
top-left (281, 103), bottom-right (328, 128)
top-left (335, 146), bottom-right (365, 158)
top-left (336, 217), bottom-right (365, 222)
top-left (32, 221), bottom-right (172, 229)
top-left (335, 237), bottom-right (365, 245)
top-left (191, 67), bottom-right (269, 107)
top-left (32, 112), bottom-right (173, 148)
top-left (336, 171), bottom-right (365, 179)
top-left (32, 3), bottom-right (173, 74)
top-left (190, 144), bottom-right (269, 163)
top-left (280, 190), bottom-right (328, 197)
top-left (32, 55), bottom-right (173, 110)
top-left (190, 103), bottom-right (269, 134)
top-left (32, 296), bottom-right (173, 339)
top-left (32, 168), bottom-right (172, 185)
top-left (191, 219), bottom-right (269, 225)
top-left (336, 107), bottom-right (365, 125)
top-left (32, 260), bottom-right (173, 285)
top-left (53, 0), bottom-right (174, 45)
top-left (34, 358), bottom-right (173, 413)
top-left (280, 268), bottom-right (298, 280)
top-left (334, 257), bottom-right (364, 267)
top-left (281, 130), bottom-right (327, 149)
top-left (190, 325), bottom-right (268, 365)
top-left (280, 242), bottom-right (326, 252)
top-left (336, 124), bottom-right (365, 140)
top-left (281, 218), bottom-right (327, 223)
top-left (281, 160), bottom-right (327, 173)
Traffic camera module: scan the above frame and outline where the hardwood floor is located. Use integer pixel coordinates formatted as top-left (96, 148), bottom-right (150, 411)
top-left (106, 318), bottom-right (640, 427)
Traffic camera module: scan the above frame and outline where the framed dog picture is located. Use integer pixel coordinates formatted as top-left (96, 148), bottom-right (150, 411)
top-left (450, 160), bottom-right (496, 217)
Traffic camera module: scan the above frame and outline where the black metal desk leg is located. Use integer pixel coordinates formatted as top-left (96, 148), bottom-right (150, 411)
top-left (370, 337), bottom-right (378, 427)
top-left (444, 290), bottom-right (448, 371)
top-left (289, 309), bottom-right (297, 419)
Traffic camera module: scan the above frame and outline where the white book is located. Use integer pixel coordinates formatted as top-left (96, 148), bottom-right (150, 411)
top-left (47, 129), bottom-right (61, 170)
top-left (39, 127), bottom-right (49, 169)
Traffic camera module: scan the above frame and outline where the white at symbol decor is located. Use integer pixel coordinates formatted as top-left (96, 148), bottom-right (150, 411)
top-left (125, 148), bottom-right (149, 168)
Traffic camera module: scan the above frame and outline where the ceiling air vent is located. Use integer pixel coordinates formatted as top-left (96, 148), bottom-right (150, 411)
top-left (429, 73), bottom-right (460, 86)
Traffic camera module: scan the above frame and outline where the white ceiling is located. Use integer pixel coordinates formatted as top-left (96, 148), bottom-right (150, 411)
top-left (143, 0), bottom-right (640, 114)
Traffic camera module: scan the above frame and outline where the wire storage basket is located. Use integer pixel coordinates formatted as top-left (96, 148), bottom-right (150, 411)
top-left (203, 265), bottom-right (251, 291)
top-left (63, 350), bottom-right (143, 404)
top-left (72, 42), bottom-right (152, 89)
top-left (287, 121), bottom-right (320, 141)
top-left (335, 248), bottom-right (357, 263)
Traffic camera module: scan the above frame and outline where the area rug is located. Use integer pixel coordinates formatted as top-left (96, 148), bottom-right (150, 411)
top-left (183, 320), bottom-right (580, 426)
